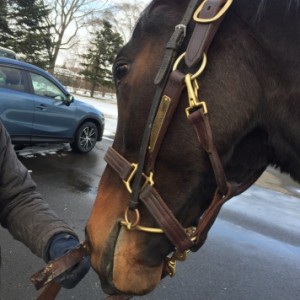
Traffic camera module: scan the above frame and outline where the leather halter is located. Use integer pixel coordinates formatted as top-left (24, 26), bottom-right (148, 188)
top-left (105, 0), bottom-right (265, 277)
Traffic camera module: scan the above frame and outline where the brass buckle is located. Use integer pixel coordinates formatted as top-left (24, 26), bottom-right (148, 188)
top-left (165, 227), bottom-right (196, 277)
top-left (123, 163), bottom-right (138, 194)
top-left (193, 0), bottom-right (233, 23)
top-left (165, 249), bottom-right (190, 277)
top-left (123, 163), bottom-right (154, 194)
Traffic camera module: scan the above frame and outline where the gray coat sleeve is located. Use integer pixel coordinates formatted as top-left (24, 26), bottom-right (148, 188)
top-left (0, 122), bottom-right (78, 259)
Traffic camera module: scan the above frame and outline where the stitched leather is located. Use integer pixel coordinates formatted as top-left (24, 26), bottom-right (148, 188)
top-left (185, 0), bottom-right (228, 68)
top-left (105, 147), bottom-right (133, 181)
top-left (188, 109), bottom-right (228, 195)
top-left (140, 185), bottom-right (194, 253)
top-left (31, 242), bottom-right (89, 290)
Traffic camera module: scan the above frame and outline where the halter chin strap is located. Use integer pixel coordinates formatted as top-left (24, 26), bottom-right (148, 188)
top-left (105, 0), bottom-right (265, 277)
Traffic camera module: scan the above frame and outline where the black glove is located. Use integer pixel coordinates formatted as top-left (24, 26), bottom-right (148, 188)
top-left (46, 233), bottom-right (90, 289)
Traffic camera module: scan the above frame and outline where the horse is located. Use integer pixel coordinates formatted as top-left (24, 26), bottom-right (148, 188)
top-left (86, 0), bottom-right (300, 296)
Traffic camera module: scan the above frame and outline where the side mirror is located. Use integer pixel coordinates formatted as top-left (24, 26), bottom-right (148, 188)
top-left (66, 94), bottom-right (74, 103)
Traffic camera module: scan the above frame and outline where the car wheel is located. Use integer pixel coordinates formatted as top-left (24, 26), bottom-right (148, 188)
top-left (71, 121), bottom-right (98, 153)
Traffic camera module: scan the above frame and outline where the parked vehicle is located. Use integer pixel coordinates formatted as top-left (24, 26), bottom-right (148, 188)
top-left (0, 47), bottom-right (17, 59)
top-left (0, 58), bottom-right (105, 153)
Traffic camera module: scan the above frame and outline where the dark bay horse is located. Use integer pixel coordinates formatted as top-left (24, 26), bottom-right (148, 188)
top-left (86, 0), bottom-right (300, 296)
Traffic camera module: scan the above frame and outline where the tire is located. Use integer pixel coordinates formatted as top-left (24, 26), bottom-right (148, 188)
top-left (71, 121), bottom-right (98, 153)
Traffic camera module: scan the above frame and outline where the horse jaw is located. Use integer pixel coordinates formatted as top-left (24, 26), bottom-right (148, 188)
top-left (86, 167), bottom-right (163, 296)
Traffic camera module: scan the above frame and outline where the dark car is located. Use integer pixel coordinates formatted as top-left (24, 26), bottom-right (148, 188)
top-left (0, 58), bottom-right (105, 153)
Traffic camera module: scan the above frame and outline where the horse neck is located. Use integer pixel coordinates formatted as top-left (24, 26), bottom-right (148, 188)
top-left (234, 0), bottom-right (300, 71)
top-left (232, 0), bottom-right (300, 183)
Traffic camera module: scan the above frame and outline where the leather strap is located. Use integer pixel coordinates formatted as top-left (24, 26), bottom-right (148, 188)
top-left (105, 147), bottom-right (134, 182)
top-left (188, 108), bottom-right (228, 195)
top-left (130, 0), bottom-right (205, 209)
top-left (105, 147), bottom-right (194, 252)
top-left (146, 70), bottom-right (185, 173)
top-left (185, 0), bottom-right (228, 68)
top-left (140, 185), bottom-right (194, 253)
top-left (31, 242), bottom-right (89, 290)
top-left (36, 282), bottom-right (61, 300)
top-left (105, 140), bottom-right (264, 256)
top-left (187, 108), bottom-right (266, 249)
top-left (155, 0), bottom-right (204, 84)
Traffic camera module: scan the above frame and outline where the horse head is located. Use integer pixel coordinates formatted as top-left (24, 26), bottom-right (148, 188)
top-left (86, 0), bottom-right (300, 296)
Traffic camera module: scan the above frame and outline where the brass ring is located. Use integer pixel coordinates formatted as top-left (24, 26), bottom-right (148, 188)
top-left (173, 52), bottom-right (207, 80)
top-left (173, 52), bottom-right (185, 71)
top-left (124, 207), bottom-right (140, 228)
top-left (190, 53), bottom-right (207, 80)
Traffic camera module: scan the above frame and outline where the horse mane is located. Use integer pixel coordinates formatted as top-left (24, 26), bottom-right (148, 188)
top-left (258, 0), bottom-right (300, 10)
top-left (138, 0), bottom-right (300, 27)
top-left (255, 0), bottom-right (300, 20)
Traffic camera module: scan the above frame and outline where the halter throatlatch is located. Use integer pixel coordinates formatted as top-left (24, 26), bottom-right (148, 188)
top-left (105, 0), bottom-right (264, 277)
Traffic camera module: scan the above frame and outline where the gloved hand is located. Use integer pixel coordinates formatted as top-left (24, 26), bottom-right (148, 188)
top-left (45, 233), bottom-right (90, 289)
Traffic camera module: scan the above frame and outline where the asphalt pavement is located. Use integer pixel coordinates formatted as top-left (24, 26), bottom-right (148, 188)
top-left (0, 138), bottom-right (300, 300)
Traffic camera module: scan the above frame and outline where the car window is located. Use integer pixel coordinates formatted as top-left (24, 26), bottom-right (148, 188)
top-left (0, 47), bottom-right (17, 59)
top-left (29, 72), bottom-right (66, 100)
top-left (0, 66), bottom-right (25, 91)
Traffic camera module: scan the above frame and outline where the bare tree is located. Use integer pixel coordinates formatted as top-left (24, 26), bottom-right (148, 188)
top-left (45, 0), bottom-right (109, 73)
top-left (102, 1), bottom-right (146, 43)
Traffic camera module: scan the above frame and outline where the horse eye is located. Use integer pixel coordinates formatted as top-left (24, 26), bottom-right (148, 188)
top-left (115, 64), bottom-right (129, 81)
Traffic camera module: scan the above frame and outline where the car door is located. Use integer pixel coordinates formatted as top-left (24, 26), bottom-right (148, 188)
top-left (0, 65), bottom-right (34, 140)
top-left (28, 71), bottom-right (78, 142)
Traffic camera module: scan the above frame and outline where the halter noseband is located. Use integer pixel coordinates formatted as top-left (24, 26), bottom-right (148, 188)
top-left (105, 0), bottom-right (264, 277)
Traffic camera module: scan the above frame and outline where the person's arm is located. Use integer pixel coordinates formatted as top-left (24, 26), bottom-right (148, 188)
top-left (0, 122), bottom-right (89, 288)
top-left (0, 123), bottom-right (76, 258)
